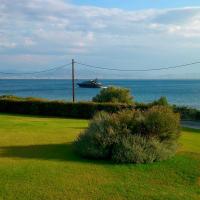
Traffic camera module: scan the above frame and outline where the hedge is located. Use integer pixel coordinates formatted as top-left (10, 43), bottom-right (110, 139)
top-left (135, 102), bottom-right (200, 121)
top-left (173, 105), bottom-right (200, 121)
top-left (0, 95), bottom-right (199, 121)
top-left (0, 97), bottom-right (134, 119)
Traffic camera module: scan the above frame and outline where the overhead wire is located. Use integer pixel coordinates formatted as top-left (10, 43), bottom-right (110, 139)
top-left (0, 62), bottom-right (72, 75)
top-left (0, 60), bottom-right (200, 75)
top-left (76, 60), bottom-right (200, 72)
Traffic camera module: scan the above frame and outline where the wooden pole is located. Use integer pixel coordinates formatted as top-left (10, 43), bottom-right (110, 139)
top-left (72, 59), bottom-right (75, 102)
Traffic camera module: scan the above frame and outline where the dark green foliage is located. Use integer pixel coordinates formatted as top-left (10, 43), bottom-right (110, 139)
top-left (173, 105), bottom-right (200, 121)
top-left (92, 86), bottom-right (133, 103)
top-left (74, 112), bottom-right (116, 159)
top-left (111, 135), bottom-right (178, 163)
top-left (135, 96), bottom-right (169, 110)
top-left (75, 106), bottom-right (181, 163)
top-left (135, 96), bottom-right (200, 121)
top-left (150, 96), bottom-right (169, 106)
top-left (0, 95), bottom-right (200, 121)
top-left (145, 106), bottom-right (180, 141)
top-left (0, 95), bottom-right (134, 119)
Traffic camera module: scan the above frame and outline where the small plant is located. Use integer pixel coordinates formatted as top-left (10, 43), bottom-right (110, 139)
top-left (74, 106), bottom-right (180, 164)
top-left (92, 86), bottom-right (133, 104)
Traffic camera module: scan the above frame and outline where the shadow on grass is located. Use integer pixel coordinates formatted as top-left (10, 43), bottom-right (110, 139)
top-left (1, 143), bottom-right (199, 171)
top-left (0, 143), bottom-right (111, 165)
top-left (0, 112), bottom-right (89, 121)
top-left (0, 143), bottom-right (79, 162)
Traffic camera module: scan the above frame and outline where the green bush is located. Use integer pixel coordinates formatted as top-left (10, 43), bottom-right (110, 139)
top-left (75, 106), bottom-right (180, 164)
top-left (0, 95), bottom-right (199, 122)
top-left (111, 135), bottom-right (177, 163)
top-left (150, 96), bottom-right (169, 106)
top-left (0, 96), bottom-right (134, 119)
top-left (92, 86), bottom-right (133, 104)
top-left (145, 106), bottom-right (180, 141)
top-left (173, 105), bottom-right (200, 121)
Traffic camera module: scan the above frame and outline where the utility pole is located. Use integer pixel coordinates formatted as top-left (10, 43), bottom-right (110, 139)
top-left (72, 59), bottom-right (75, 102)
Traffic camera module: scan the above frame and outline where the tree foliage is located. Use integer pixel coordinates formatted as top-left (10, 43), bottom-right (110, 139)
top-left (92, 86), bottom-right (133, 104)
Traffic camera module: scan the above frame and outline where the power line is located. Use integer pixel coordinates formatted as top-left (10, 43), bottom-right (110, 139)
top-left (0, 62), bottom-right (72, 75)
top-left (76, 61), bottom-right (200, 72)
top-left (1, 59), bottom-right (200, 75)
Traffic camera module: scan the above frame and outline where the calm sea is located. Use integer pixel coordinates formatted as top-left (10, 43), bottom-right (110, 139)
top-left (0, 79), bottom-right (199, 108)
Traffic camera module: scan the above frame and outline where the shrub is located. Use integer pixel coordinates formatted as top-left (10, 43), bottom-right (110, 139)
top-left (0, 96), bottom-right (134, 119)
top-left (111, 135), bottom-right (178, 163)
top-left (92, 86), bottom-right (133, 104)
top-left (0, 95), bottom-right (199, 121)
top-left (173, 105), bottom-right (200, 121)
top-left (74, 112), bottom-right (116, 159)
top-left (145, 106), bottom-right (180, 141)
top-left (150, 96), bottom-right (169, 106)
top-left (75, 106), bottom-right (180, 164)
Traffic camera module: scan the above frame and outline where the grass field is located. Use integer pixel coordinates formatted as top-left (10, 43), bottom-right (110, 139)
top-left (0, 114), bottom-right (199, 200)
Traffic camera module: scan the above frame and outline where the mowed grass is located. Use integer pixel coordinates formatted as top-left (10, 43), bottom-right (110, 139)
top-left (0, 114), bottom-right (199, 200)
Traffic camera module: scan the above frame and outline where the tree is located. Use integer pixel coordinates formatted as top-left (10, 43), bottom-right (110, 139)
top-left (92, 86), bottom-right (133, 104)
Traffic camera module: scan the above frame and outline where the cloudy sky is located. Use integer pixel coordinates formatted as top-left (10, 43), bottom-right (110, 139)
top-left (1, 0), bottom-right (200, 79)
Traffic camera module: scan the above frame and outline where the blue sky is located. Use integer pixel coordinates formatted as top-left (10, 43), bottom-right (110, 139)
top-left (72, 0), bottom-right (200, 9)
top-left (1, 0), bottom-right (200, 79)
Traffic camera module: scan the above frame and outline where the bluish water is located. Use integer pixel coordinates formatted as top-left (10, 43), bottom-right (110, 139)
top-left (0, 79), bottom-right (200, 108)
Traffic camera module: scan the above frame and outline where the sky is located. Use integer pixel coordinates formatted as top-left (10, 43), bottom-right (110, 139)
top-left (72, 0), bottom-right (200, 9)
top-left (1, 0), bottom-right (200, 79)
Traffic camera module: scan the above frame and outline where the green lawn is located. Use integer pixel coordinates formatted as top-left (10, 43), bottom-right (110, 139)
top-left (0, 114), bottom-right (199, 200)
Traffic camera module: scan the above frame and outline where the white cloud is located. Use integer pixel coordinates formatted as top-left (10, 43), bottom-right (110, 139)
top-left (1, 0), bottom-right (200, 74)
top-left (149, 9), bottom-right (200, 38)
top-left (0, 35), bottom-right (17, 49)
top-left (24, 38), bottom-right (36, 46)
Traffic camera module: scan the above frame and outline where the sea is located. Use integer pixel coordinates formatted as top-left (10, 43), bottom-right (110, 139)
top-left (0, 79), bottom-right (200, 109)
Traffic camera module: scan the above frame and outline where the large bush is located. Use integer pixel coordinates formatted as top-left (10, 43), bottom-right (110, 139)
top-left (92, 86), bottom-right (133, 104)
top-left (74, 106), bottom-right (180, 164)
